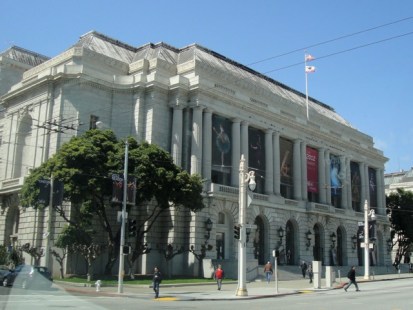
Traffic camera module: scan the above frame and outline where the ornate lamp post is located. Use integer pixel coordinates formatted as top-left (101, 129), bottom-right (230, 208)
top-left (363, 199), bottom-right (376, 279)
top-left (236, 154), bottom-right (256, 297)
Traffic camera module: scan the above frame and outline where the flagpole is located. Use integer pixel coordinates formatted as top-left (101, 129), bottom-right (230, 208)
top-left (305, 54), bottom-right (309, 120)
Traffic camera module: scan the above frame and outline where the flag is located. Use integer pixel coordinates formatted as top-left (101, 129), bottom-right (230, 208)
top-left (305, 66), bottom-right (316, 73)
top-left (305, 54), bottom-right (315, 62)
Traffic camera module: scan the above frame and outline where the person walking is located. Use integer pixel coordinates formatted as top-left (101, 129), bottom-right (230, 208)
top-left (214, 264), bottom-right (225, 290)
top-left (344, 266), bottom-right (360, 292)
top-left (300, 261), bottom-right (308, 278)
top-left (264, 261), bottom-right (273, 284)
top-left (152, 266), bottom-right (162, 298)
top-left (308, 264), bottom-right (313, 284)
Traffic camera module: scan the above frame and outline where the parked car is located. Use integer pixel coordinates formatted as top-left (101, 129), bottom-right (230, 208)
top-left (3, 265), bottom-right (53, 289)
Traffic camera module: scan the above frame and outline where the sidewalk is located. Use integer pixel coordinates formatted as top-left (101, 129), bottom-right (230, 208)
top-left (55, 273), bottom-right (413, 301)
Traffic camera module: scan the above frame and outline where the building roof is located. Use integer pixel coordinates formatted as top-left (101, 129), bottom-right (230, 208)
top-left (71, 31), bottom-right (353, 128)
top-left (0, 46), bottom-right (49, 67)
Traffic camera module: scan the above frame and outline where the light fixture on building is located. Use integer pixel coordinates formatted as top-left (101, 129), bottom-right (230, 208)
top-left (205, 218), bottom-right (213, 242)
top-left (330, 232), bottom-right (336, 248)
top-left (305, 230), bottom-right (312, 249)
top-left (246, 224), bottom-right (251, 243)
top-left (387, 238), bottom-right (393, 253)
top-left (351, 235), bottom-right (358, 251)
top-left (278, 226), bottom-right (284, 248)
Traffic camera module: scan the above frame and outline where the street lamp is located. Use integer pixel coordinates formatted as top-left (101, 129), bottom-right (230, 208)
top-left (118, 141), bottom-right (129, 293)
top-left (278, 227), bottom-right (284, 248)
top-left (306, 230), bottom-right (312, 250)
top-left (363, 199), bottom-right (376, 280)
top-left (236, 154), bottom-right (255, 297)
top-left (330, 232), bottom-right (336, 248)
top-left (351, 235), bottom-right (358, 251)
top-left (205, 218), bottom-right (213, 242)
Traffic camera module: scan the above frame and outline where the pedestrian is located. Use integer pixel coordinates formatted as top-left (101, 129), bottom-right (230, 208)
top-left (344, 266), bottom-right (360, 292)
top-left (214, 264), bottom-right (225, 290)
top-left (300, 261), bottom-right (308, 278)
top-left (264, 261), bottom-right (273, 284)
top-left (308, 264), bottom-right (313, 284)
top-left (152, 266), bottom-right (162, 298)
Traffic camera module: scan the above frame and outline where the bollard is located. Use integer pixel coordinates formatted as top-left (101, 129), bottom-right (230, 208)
top-left (95, 280), bottom-right (102, 292)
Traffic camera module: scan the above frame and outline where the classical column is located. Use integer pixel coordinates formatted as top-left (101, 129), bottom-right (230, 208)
top-left (231, 119), bottom-right (241, 187)
top-left (325, 150), bottom-right (331, 205)
top-left (318, 148), bottom-right (327, 204)
top-left (265, 129), bottom-right (274, 195)
top-left (378, 168), bottom-right (385, 214)
top-left (241, 121), bottom-right (249, 164)
top-left (293, 139), bottom-right (302, 200)
top-left (301, 141), bottom-right (308, 201)
top-left (340, 156), bottom-right (348, 209)
top-left (133, 90), bottom-right (145, 142)
top-left (191, 105), bottom-right (204, 175)
top-left (273, 132), bottom-right (281, 196)
top-left (171, 105), bottom-right (184, 167)
top-left (202, 110), bottom-right (213, 183)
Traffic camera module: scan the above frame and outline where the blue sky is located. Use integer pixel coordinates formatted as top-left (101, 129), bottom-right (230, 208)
top-left (2, 0), bottom-right (412, 173)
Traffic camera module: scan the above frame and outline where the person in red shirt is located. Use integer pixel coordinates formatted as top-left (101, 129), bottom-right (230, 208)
top-left (214, 264), bottom-right (225, 290)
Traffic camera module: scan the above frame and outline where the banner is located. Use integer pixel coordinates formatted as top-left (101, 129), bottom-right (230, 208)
top-left (306, 147), bottom-right (318, 193)
top-left (368, 167), bottom-right (377, 210)
top-left (330, 155), bottom-right (342, 197)
top-left (111, 174), bottom-right (136, 205)
top-left (350, 162), bottom-right (361, 207)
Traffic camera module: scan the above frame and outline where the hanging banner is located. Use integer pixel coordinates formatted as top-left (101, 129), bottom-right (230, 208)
top-left (306, 147), bottom-right (318, 193)
top-left (330, 154), bottom-right (342, 197)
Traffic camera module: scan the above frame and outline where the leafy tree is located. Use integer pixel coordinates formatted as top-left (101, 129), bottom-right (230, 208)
top-left (20, 129), bottom-right (204, 275)
top-left (0, 245), bottom-right (8, 265)
top-left (386, 188), bottom-right (413, 266)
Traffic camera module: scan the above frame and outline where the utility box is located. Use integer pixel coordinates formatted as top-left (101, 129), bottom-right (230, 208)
top-left (313, 261), bottom-right (322, 289)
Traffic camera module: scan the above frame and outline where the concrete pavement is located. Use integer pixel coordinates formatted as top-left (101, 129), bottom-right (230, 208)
top-left (54, 272), bottom-right (413, 301)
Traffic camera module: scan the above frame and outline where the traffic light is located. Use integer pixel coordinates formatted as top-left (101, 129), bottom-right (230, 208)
top-left (234, 225), bottom-right (240, 240)
top-left (122, 245), bottom-right (131, 255)
top-left (128, 219), bottom-right (137, 237)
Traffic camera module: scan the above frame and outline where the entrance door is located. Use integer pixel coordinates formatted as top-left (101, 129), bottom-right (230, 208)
top-left (216, 233), bottom-right (225, 260)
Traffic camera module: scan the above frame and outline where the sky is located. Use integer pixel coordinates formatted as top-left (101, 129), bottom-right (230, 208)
top-left (2, 0), bottom-right (412, 174)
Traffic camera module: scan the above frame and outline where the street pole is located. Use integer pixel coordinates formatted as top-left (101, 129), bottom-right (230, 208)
top-left (236, 154), bottom-right (248, 296)
top-left (118, 141), bottom-right (129, 293)
top-left (363, 199), bottom-right (375, 280)
top-left (235, 155), bottom-right (255, 296)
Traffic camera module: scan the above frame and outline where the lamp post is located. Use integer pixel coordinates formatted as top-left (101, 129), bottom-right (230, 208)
top-left (363, 199), bottom-right (375, 280)
top-left (236, 154), bottom-right (256, 297)
top-left (118, 141), bottom-right (129, 293)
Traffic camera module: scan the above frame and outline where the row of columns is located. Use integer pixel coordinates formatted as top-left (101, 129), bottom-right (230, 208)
top-left (169, 102), bottom-right (383, 211)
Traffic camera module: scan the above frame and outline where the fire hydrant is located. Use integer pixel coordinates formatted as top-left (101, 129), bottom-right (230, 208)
top-left (95, 280), bottom-right (102, 292)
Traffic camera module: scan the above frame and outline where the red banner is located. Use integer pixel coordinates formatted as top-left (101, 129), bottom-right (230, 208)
top-left (306, 147), bottom-right (318, 193)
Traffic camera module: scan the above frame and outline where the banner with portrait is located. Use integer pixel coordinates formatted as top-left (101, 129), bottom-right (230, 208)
top-left (248, 127), bottom-right (265, 193)
top-left (306, 146), bottom-right (318, 193)
top-left (368, 167), bottom-right (377, 209)
top-left (280, 138), bottom-right (293, 187)
top-left (330, 154), bottom-right (342, 197)
top-left (350, 162), bottom-right (361, 207)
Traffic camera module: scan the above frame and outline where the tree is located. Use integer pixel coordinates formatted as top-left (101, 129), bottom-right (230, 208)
top-left (386, 188), bottom-right (413, 267)
top-left (20, 129), bottom-right (204, 275)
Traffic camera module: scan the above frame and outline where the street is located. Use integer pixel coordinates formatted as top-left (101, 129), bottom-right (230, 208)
top-left (1, 278), bottom-right (412, 310)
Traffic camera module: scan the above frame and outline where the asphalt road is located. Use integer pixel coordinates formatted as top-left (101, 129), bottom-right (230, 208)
top-left (1, 277), bottom-right (412, 310)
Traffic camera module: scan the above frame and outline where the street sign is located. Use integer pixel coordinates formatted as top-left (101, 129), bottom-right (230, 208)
top-left (360, 242), bottom-right (374, 249)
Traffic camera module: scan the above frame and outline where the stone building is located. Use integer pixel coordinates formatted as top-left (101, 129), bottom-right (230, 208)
top-left (0, 31), bottom-right (390, 278)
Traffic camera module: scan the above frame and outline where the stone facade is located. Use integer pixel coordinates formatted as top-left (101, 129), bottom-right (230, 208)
top-left (0, 31), bottom-right (390, 278)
